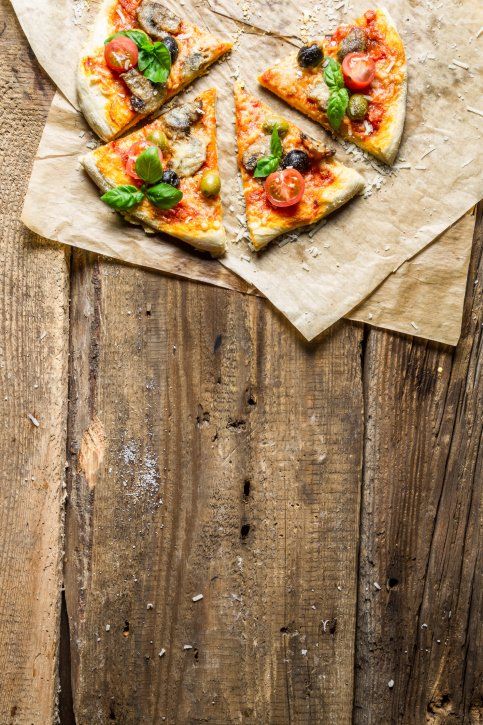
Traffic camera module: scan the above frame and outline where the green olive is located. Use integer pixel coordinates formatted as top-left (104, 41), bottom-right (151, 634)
top-left (200, 170), bottom-right (221, 197)
top-left (347, 94), bottom-right (369, 121)
top-left (147, 129), bottom-right (169, 150)
top-left (262, 117), bottom-right (290, 136)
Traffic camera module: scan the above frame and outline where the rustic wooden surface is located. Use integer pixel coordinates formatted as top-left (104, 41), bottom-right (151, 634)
top-left (0, 2), bottom-right (481, 723)
top-left (0, 2), bottom-right (69, 723)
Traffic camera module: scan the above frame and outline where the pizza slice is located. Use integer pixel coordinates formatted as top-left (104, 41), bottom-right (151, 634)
top-left (258, 8), bottom-right (406, 164)
top-left (78, 0), bottom-right (232, 141)
top-left (234, 83), bottom-right (364, 251)
top-left (82, 88), bottom-right (226, 256)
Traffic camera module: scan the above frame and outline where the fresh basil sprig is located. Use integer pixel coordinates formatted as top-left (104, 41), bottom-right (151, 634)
top-left (101, 146), bottom-right (182, 212)
top-left (135, 147), bottom-right (164, 184)
top-left (323, 57), bottom-right (349, 131)
top-left (101, 185), bottom-right (145, 211)
top-left (254, 124), bottom-right (283, 179)
top-left (105, 30), bottom-right (171, 85)
top-left (146, 183), bottom-right (183, 209)
top-left (138, 41), bottom-right (171, 84)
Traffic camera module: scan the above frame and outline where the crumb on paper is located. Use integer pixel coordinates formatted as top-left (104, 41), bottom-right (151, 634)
top-left (192, 594), bottom-right (204, 602)
top-left (301, 262), bottom-right (310, 271)
top-left (451, 59), bottom-right (469, 70)
top-left (105, 624), bottom-right (110, 631)
top-left (466, 106), bottom-right (483, 117)
top-left (374, 582), bottom-right (381, 590)
top-left (301, 648), bottom-right (308, 656)
top-left (411, 321), bottom-right (419, 330)
top-left (183, 644), bottom-right (193, 650)
top-left (28, 413), bottom-right (40, 427)
top-left (147, 603), bottom-right (154, 610)
top-left (388, 679), bottom-right (394, 689)
top-left (159, 648), bottom-right (166, 658)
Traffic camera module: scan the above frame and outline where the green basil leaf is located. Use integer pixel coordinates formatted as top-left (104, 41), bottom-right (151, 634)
top-left (324, 57), bottom-right (344, 91)
top-left (146, 183), bottom-right (183, 209)
top-left (270, 124), bottom-right (282, 160)
top-left (138, 42), bottom-right (171, 84)
top-left (105, 30), bottom-right (151, 50)
top-left (327, 87), bottom-right (349, 130)
top-left (254, 155), bottom-right (280, 178)
top-left (135, 146), bottom-right (164, 184)
top-left (101, 185), bottom-right (145, 211)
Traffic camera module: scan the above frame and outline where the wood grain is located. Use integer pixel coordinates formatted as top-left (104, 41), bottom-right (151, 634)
top-left (354, 206), bottom-right (482, 724)
top-left (0, 2), bottom-right (68, 723)
top-left (64, 249), bottom-right (364, 724)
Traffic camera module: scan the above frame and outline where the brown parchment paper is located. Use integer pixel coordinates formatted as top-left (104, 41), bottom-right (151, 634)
top-left (18, 0), bottom-right (482, 342)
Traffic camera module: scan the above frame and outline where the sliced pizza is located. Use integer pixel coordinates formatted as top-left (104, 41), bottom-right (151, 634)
top-left (78, 0), bottom-right (232, 141)
top-left (258, 8), bottom-right (406, 164)
top-left (82, 88), bottom-right (226, 256)
top-left (234, 83), bottom-right (364, 251)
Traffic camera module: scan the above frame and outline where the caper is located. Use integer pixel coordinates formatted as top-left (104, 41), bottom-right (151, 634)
top-left (297, 43), bottom-right (324, 68)
top-left (262, 117), bottom-right (290, 136)
top-left (147, 129), bottom-right (169, 151)
top-left (200, 170), bottom-right (221, 197)
top-left (347, 94), bottom-right (369, 121)
top-left (337, 27), bottom-right (367, 62)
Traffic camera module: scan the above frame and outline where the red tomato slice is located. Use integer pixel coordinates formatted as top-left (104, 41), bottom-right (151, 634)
top-left (265, 169), bottom-right (305, 208)
top-left (342, 52), bottom-right (376, 91)
top-left (125, 141), bottom-right (163, 181)
top-left (104, 36), bottom-right (139, 73)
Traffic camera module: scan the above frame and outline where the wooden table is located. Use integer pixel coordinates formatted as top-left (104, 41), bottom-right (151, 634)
top-left (1, 3), bottom-right (481, 722)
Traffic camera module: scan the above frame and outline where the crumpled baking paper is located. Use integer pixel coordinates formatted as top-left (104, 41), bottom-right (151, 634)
top-left (18, 0), bottom-right (482, 342)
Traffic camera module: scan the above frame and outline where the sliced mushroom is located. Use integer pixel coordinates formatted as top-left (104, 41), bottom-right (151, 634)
top-left (307, 79), bottom-right (330, 111)
top-left (163, 101), bottom-right (203, 133)
top-left (299, 132), bottom-right (335, 161)
top-left (137, 0), bottom-right (182, 39)
top-left (242, 140), bottom-right (270, 173)
top-left (181, 51), bottom-right (210, 79)
top-left (120, 69), bottom-right (165, 113)
top-left (170, 136), bottom-right (207, 177)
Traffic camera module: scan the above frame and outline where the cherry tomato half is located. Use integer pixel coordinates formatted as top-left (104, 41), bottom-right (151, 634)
top-left (265, 168), bottom-right (305, 208)
top-left (125, 141), bottom-right (163, 181)
top-left (104, 36), bottom-right (139, 74)
top-left (342, 52), bottom-right (376, 91)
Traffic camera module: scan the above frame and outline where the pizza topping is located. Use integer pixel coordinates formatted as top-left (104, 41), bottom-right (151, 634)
top-left (347, 94), bottom-right (369, 121)
top-left (101, 185), bottom-right (144, 211)
top-left (104, 36), bottom-right (139, 73)
top-left (125, 140), bottom-right (163, 181)
top-left (159, 35), bottom-right (179, 64)
top-left (121, 69), bottom-right (166, 113)
top-left (323, 58), bottom-right (349, 130)
top-left (265, 169), bottom-right (305, 208)
top-left (280, 150), bottom-right (310, 173)
top-left (342, 53), bottom-right (375, 91)
top-left (137, 0), bottom-right (182, 39)
top-left (161, 169), bottom-right (180, 188)
top-left (337, 27), bottom-right (367, 62)
top-left (145, 183), bottom-right (183, 209)
top-left (170, 136), bottom-right (207, 177)
top-left (242, 141), bottom-right (270, 173)
top-left (262, 117), bottom-right (289, 136)
top-left (134, 145), bottom-right (165, 184)
top-left (299, 132), bottom-right (335, 161)
top-left (163, 101), bottom-right (203, 132)
top-left (181, 51), bottom-right (210, 79)
top-left (106, 30), bottom-right (172, 85)
top-left (307, 80), bottom-right (331, 110)
top-left (147, 129), bottom-right (169, 150)
top-left (200, 170), bottom-right (221, 197)
top-left (254, 124), bottom-right (283, 178)
top-left (297, 43), bottom-right (324, 68)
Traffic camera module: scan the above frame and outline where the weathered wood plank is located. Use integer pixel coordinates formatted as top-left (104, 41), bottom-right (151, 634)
top-left (0, 3), bottom-right (69, 723)
top-left (64, 248), bottom-right (364, 724)
top-left (354, 206), bottom-right (482, 724)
